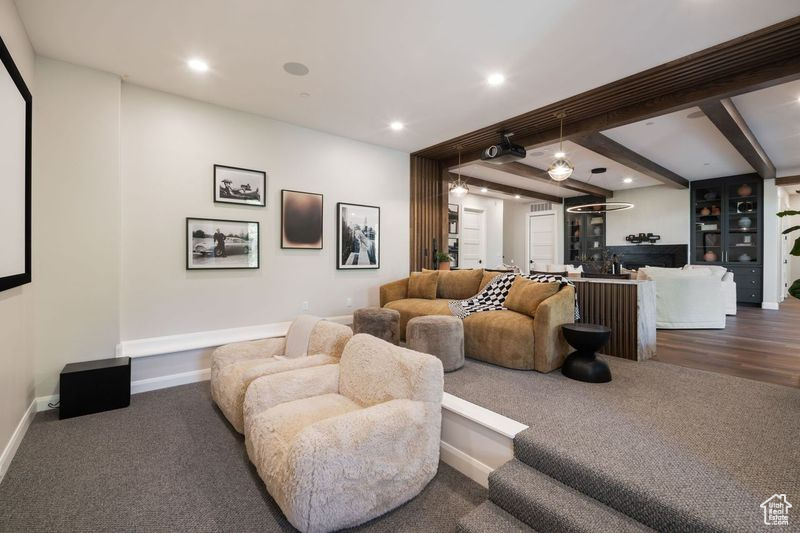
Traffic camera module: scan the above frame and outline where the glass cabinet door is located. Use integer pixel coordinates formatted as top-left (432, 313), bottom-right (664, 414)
top-left (725, 179), bottom-right (759, 264)
top-left (586, 213), bottom-right (605, 262)
top-left (567, 212), bottom-right (583, 263)
top-left (694, 183), bottom-right (723, 264)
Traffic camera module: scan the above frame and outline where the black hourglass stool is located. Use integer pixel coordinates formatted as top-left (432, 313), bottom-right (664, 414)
top-left (560, 324), bottom-right (612, 383)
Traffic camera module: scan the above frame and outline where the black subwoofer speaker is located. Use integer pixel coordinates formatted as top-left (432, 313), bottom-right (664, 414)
top-left (59, 357), bottom-right (131, 419)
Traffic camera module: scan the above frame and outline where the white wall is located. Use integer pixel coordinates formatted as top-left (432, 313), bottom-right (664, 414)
top-left (32, 58), bottom-right (122, 396)
top-left (762, 179), bottom-right (781, 309)
top-left (448, 193), bottom-right (503, 269)
top-left (787, 194), bottom-right (800, 297)
top-left (0, 0), bottom-right (35, 475)
top-left (606, 185), bottom-right (690, 246)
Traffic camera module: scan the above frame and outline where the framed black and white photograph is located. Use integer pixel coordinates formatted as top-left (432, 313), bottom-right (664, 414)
top-left (448, 203), bottom-right (459, 235)
top-left (337, 203), bottom-right (379, 269)
top-left (214, 164), bottom-right (266, 207)
top-left (281, 190), bottom-right (323, 249)
top-left (448, 237), bottom-right (459, 268)
top-left (186, 217), bottom-right (259, 270)
top-left (0, 36), bottom-right (32, 292)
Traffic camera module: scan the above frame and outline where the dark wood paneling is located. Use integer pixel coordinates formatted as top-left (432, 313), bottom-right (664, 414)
top-left (699, 98), bottom-right (776, 179)
top-left (574, 281), bottom-right (640, 360)
top-left (409, 155), bottom-right (446, 271)
top-left (475, 161), bottom-right (613, 198)
top-left (574, 133), bottom-right (689, 189)
top-left (655, 297), bottom-right (800, 388)
top-left (776, 175), bottom-right (800, 186)
top-left (414, 16), bottom-right (800, 167)
top-left (448, 172), bottom-right (563, 204)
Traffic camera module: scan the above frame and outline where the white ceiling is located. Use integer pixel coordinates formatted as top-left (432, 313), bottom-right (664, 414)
top-left (457, 162), bottom-right (582, 199)
top-left (733, 79), bottom-right (800, 172)
top-left (602, 107), bottom-right (755, 180)
top-left (14, 0), bottom-right (800, 153)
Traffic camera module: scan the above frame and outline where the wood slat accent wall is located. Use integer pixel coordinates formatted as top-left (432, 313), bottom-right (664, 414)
top-left (409, 155), bottom-right (446, 271)
top-left (574, 281), bottom-right (639, 360)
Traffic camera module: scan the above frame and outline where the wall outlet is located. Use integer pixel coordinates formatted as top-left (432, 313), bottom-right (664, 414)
top-left (302, 301), bottom-right (309, 311)
top-left (346, 297), bottom-right (353, 308)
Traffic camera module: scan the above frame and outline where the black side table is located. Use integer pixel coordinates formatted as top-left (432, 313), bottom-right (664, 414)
top-left (561, 324), bottom-right (612, 383)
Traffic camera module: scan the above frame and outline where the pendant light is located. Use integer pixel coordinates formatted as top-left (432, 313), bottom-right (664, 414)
top-left (548, 112), bottom-right (574, 182)
top-left (449, 148), bottom-right (469, 197)
top-left (566, 168), bottom-right (633, 212)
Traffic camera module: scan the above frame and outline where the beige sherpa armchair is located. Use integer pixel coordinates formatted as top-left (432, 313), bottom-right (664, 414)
top-left (243, 334), bottom-right (444, 533)
top-left (210, 316), bottom-right (352, 433)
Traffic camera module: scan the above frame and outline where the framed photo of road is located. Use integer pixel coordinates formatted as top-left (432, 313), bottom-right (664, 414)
top-left (0, 36), bottom-right (32, 292)
top-left (337, 202), bottom-right (379, 270)
top-left (213, 164), bottom-right (266, 207)
top-left (186, 217), bottom-right (259, 270)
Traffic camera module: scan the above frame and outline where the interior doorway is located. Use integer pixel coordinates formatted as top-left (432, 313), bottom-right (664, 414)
top-left (527, 212), bottom-right (556, 273)
top-left (461, 207), bottom-right (486, 268)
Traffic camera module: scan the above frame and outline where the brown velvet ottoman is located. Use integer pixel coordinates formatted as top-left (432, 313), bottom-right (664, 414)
top-left (406, 315), bottom-right (464, 372)
top-left (353, 307), bottom-right (401, 345)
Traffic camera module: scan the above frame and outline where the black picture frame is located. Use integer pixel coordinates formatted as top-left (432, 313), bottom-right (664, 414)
top-left (448, 237), bottom-right (459, 268)
top-left (0, 35), bottom-right (32, 293)
top-left (336, 202), bottom-right (380, 270)
top-left (281, 190), bottom-right (324, 249)
top-left (448, 203), bottom-right (459, 235)
top-left (186, 217), bottom-right (260, 270)
top-left (213, 164), bottom-right (267, 207)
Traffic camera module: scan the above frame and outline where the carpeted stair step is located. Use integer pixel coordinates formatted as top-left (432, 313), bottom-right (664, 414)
top-left (489, 459), bottom-right (653, 533)
top-left (457, 500), bottom-right (536, 533)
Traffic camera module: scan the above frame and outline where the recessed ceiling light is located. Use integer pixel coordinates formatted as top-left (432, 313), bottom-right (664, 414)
top-left (487, 73), bottom-right (505, 86)
top-left (481, 187), bottom-right (488, 193)
top-left (187, 58), bottom-right (209, 72)
top-left (283, 62), bottom-right (310, 76)
top-left (514, 194), bottom-right (521, 199)
top-left (623, 177), bottom-right (633, 184)
top-left (555, 151), bottom-right (565, 158)
top-left (299, 92), bottom-right (310, 98)
top-left (389, 121), bottom-right (404, 131)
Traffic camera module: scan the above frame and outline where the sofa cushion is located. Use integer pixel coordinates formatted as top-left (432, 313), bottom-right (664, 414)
top-left (463, 310), bottom-right (536, 370)
top-left (408, 271), bottom-right (439, 299)
top-left (384, 298), bottom-right (452, 341)
top-left (684, 264), bottom-right (728, 280)
top-left (504, 278), bottom-right (560, 317)
top-left (479, 270), bottom-right (503, 291)
top-left (436, 269), bottom-right (484, 299)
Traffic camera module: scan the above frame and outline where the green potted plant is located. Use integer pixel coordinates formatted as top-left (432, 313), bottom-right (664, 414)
top-left (436, 251), bottom-right (452, 271)
top-left (778, 209), bottom-right (800, 299)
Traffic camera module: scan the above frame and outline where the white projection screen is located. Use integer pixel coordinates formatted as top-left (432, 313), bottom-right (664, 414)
top-left (0, 35), bottom-right (31, 292)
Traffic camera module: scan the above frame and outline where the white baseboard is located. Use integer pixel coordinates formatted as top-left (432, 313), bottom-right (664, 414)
top-left (0, 399), bottom-right (36, 484)
top-left (131, 368), bottom-right (210, 394)
top-left (116, 314), bottom-right (353, 358)
top-left (761, 302), bottom-right (779, 310)
top-left (440, 441), bottom-right (494, 488)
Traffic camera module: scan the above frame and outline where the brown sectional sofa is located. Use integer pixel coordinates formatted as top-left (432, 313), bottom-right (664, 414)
top-left (380, 269), bottom-right (575, 372)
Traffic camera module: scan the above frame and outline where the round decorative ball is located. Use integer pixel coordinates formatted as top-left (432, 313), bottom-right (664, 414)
top-left (738, 216), bottom-right (752, 229)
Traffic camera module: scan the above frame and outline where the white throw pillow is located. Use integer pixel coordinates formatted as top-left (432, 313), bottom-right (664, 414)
top-left (684, 264), bottom-right (726, 280)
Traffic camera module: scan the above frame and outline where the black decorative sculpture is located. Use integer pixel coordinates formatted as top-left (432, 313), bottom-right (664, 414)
top-left (625, 232), bottom-right (661, 244)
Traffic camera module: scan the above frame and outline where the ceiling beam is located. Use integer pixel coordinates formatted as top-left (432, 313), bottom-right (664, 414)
top-left (448, 172), bottom-right (563, 204)
top-left (698, 98), bottom-right (776, 179)
top-left (422, 16), bottom-right (800, 168)
top-left (474, 161), bottom-right (614, 198)
top-left (573, 133), bottom-right (689, 189)
top-left (776, 175), bottom-right (800, 186)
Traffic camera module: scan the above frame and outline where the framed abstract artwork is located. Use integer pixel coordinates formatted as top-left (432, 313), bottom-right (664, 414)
top-left (281, 190), bottom-right (323, 249)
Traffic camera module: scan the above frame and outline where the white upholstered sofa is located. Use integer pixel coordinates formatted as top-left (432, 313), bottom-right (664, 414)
top-left (243, 333), bottom-right (443, 533)
top-left (683, 264), bottom-right (737, 316)
top-left (637, 267), bottom-right (727, 329)
top-left (210, 317), bottom-right (352, 433)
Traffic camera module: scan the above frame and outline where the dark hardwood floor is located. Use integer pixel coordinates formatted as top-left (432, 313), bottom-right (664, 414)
top-left (654, 297), bottom-right (800, 388)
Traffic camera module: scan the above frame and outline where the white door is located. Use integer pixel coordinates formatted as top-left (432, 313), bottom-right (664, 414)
top-left (528, 213), bottom-right (556, 272)
top-left (461, 208), bottom-right (485, 268)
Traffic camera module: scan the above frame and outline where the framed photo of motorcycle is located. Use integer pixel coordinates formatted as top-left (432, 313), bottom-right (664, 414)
top-left (213, 164), bottom-right (266, 207)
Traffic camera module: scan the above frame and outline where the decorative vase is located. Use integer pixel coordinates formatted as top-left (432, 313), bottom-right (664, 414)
top-left (703, 250), bottom-right (718, 262)
top-left (738, 216), bottom-right (752, 229)
top-left (700, 207), bottom-right (711, 216)
top-left (593, 226), bottom-right (601, 236)
top-left (438, 261), bottom-right (451, 271)
top-left (711, 206), bottom-right (721, 216)
top-left (738, 253), bottom-right (751, 262)
top-left (703, 192), bottom-right (717, 201)
top-left (737, 183), bottom-right (753, 197)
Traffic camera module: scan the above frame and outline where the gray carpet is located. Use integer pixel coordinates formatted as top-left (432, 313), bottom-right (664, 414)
top-left (445, 358), bottom-right (800, 532)
top-left (0, 382), bottom-right (485, 532)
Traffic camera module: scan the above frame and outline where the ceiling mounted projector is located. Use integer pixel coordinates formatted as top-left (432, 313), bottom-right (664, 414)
top-left (481, 133), bottom-right (526, 164)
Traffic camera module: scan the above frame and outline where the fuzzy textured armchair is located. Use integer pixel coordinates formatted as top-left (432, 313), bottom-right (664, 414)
top-left (210, 319), bottom-right (352, 433)
top-left (243, 334), bottom-right (444, 533)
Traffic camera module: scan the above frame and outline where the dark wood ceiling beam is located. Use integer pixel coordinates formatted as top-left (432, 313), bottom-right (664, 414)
top-left (776, 175), bottom-right (800, 186)
top-left (474, 161), bottom-right (614, 198)
top-left (448, 172), bottom-right (563, 204)
top-left (426, 16), bottom-right (800, 168)
top-left (699, 98), bottom-right (776, 179)
top-left (573, 133), bottom-right (689, 189)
